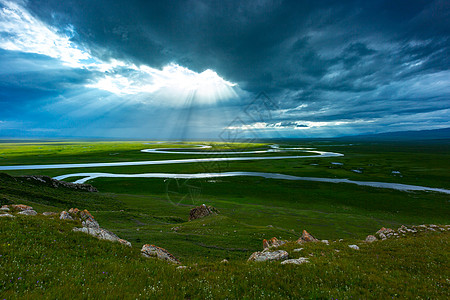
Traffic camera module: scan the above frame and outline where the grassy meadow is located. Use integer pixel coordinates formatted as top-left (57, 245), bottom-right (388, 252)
top-left (0, 139), bottom-right (449, 298)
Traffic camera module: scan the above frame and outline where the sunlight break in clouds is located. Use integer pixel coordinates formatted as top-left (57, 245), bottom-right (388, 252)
top-left (0, 0), bottom-right (238, 105)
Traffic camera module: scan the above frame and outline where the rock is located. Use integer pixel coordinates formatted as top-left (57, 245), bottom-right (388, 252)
top-left (221, 259), bottom-right (229, 263)
top-left (0, 206), bottom-right (10, 211)
top-left (73, 227), bottom-right (119, 242)
top-left (176, 266), bottom-right (187, 270)
top-left (263, 237), bottom-right (287, 250)
top-left (17, 210), bottom-right (37, 216)
top-left (348, 244), bottom-right (360, 250)
top-left (248, 250), bottom-right (289, 262)
top-left (293, 248), bottom-right (304, 252)
top-left (141, 244), bottom-right (181, 264)
top-left (42, 212), bottom-right (58, 216)
top-left (297, 230), bottom-right (319, 243)
top-left (321, 240), bottom-right (329, 245)
top-left (60, 211), bottom-right (74, 220)
top-left (20, 175), bottom-right (98, 192)
top-left (118, 239), bottom-right (132, 247)
top-left (375, 227), bottom-right (393, 240)
top-left (281, 258), bottom-right (309, 265)
top-left (188, 204), bottom-right (219, 221)
top-left (365, 235), bottom-right (377, 243)
top-left (0, 213), bottom-right (14, 218)
top-left (64, 208), bottom-right (100, 228)
top-left (10, 204), bottom-right (33, 211)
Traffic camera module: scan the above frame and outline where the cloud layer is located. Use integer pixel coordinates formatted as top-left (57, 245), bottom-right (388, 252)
top-left (0, 0), bottom-right (449, 138)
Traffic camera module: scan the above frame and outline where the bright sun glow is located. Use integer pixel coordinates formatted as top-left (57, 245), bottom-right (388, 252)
top-left (0, 0), bottom-right (239, 106)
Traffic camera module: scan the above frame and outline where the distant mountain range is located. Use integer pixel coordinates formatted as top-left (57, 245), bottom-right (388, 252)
top-left (340, 127), bottom-right (450, 141)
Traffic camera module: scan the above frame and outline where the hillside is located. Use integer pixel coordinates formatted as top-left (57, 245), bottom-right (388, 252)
top-left (0, 174), bottom-right (449, 299)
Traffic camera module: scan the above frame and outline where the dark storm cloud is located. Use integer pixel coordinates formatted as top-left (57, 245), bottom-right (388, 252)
top-left (1, 0), bottom-right (448, 138)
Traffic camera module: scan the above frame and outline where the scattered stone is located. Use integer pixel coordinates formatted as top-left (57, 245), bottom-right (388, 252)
top-left (221, 259), bottom-right (229, 263)
top-left (118, 239), bottom-right (132, 247)
top-left (293, 248), bottom-right (304, 252)
top-left (321, 240), bottom-right (329, 245)
top-left (335, 249), bottom-right (340, 252)
top-left (17, 210), bottom-right (37, 216)
top-left (176, 266), bottom-right (187, 270)
top-left (263, 237), bottom-right (287, 250)
top-left (0, 213), bottom-right (14, 218)
top-left (351, 169), bottom-right (362, 174)
top-left (0, 206), bottom-right (10, 211)
top-left (60, 211), bottom-right (74, 220)
top-left (141, 244), bottom-right (181, 264)
top-left (348, 244), bottom-right (360, 250)
top-left (267, 225), bottom-right (273, 228)
top-left (42, 212), bottom-right (58, 216)
top-left (10, 204), bottom-right (33, 211)
top-left (20, 175), bottom-right (98, 192)
top-left (297, 230), bottom-right (319, 243)
top-left (188, 204), bottom-right (219, 221)
top-left (281, 258), bottom-right (309, 265)
top-left (73, 227), bottom-right (120, 242)
top-left (248, 250), bottom-right (289, 262)
top-left (365, 235), bottom-right (377, 243)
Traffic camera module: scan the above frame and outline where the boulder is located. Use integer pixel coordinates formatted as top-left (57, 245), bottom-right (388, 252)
top-left (141, 244), bottom-right (181, 264)
top-left (17, 210), bottom-right (37, 216)
top-left (118, 239), bottom-right (132, 247)
top-left (0, 206), bottom-right (10, 211)
top-left (365, 234), bottom-right (377, 242)
top-left (60, 211), bottom-right (74, 220)
top-left (365, 235), bottom-right (377, 243)
top-left (73, 227), bottom-right (119, 242)
top-left (375, 227), bottom-right (394, 240)
top-left (248, 250), bottom-right (289, 262)
top-left (188, 204), bottom-right (219, 221)
top-left (281, 258), bottom-right (309, 265)
top-left (42, 212), bottom-right (58, 216)
top-left (0, 213), bottom-right (14, 218)
top-left (20, 175), bottom-right (98, 192)
top-left (348, 244), bottom-right (360, 250)
top-left (10, 204), bottom-right (33, 211)
top-left (262, 237), bottom-right (287, 250)
top-left (297, 230), bottom-right (319, 243)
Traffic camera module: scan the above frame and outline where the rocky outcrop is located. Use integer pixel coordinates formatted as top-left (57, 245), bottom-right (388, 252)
top-left (17, 210), bottom-right (37, 216)
top-left (42, 212), bottom-right (58, 216)
top-left (248, 250), bottom-right (289, 262)
top-left (60, 211), bottom-right (74, 220)
top-left (0, 213), bottom-right (14, 218)
top-left (375, 227), bottom-right (395, 240)
top-left (189, 204), bottom-right (219, 221)
top-left (263, 237), bottom-right (287, 250)
top-left (365, 235), bottom-right (377, 243)
top-left (73, 227), bottom-right (120, 242)
top-left (281, 258), bottom-right (309, 265)
top-left (68, 208), bottom-right (99, 228)
top-left (141, 244), bottom-right (181, 264)
top-left (20, 175), bottom-right (98, 192)
top-left (297, 230), bottom-right (319, 243)
top-left (9, 204), bottom-right (33, 211)
top-left (64, 207), bottom-right (131, 247)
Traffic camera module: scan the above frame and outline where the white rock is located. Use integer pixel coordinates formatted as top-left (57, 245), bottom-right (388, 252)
top-left (293, 248), bottom-right (304, 252)
top-left (348, 244), bottom-right (360, 250)
top-left (248, 250), bottom-right (289, 262)
top-left (281, 258), bottom-right (309, 265)
top-left (0, 213), bottom-right (14, 218)
top-left (17, 210), bottom-right (37, 216)
top-left (321, 240), bottom-right (329, 245)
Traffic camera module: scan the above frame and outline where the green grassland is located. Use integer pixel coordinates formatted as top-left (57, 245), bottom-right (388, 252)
top-left (0, 140), bottom-right (449, 298)
top-left (1, 215), bottom-right (449, 299)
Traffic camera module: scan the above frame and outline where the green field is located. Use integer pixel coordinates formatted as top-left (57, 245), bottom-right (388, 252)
top-left (0, 140), bottom-right (449, 298)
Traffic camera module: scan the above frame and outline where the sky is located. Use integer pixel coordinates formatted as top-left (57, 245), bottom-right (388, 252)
top-left (0, 0), bottom-right (449, 139)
